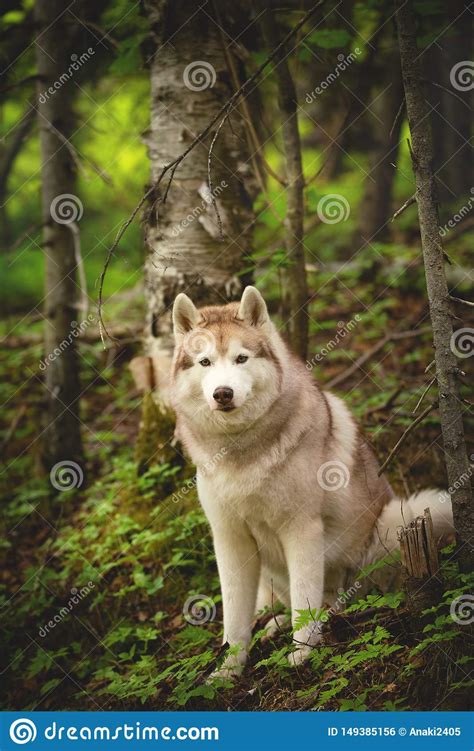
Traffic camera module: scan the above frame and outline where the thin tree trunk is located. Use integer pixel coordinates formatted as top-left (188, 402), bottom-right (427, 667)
top-left (35, 0), bottom-right (83, 469)
top-left (396, 0), bottom-right (473, 571)
top-left (259, 5), bottom-right (308, 360)
top-left (357, 60), bottom-right (404, 245)
top-left (143, 0), bottom-right (254, 380)
top-left (424, 0), bottom-right (473, 202)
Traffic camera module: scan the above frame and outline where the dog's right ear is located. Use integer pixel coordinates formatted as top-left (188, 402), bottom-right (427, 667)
top-left (238, 286), bottom-right (269, 327)
top-left (172, 293), bottom-right (198, 336)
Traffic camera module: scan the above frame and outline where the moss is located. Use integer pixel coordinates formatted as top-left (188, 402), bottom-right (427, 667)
top-left (135, 393), bottom-right (178, 475)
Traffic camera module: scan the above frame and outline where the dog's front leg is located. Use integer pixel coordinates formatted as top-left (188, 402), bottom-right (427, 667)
top-left (281, 518), bottom-right (325, 665)
top-left (211, 519), bottom-right (260, 678)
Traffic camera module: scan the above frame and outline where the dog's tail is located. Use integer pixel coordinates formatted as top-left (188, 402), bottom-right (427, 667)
top-left (363, 489), bottom-right (454, 573)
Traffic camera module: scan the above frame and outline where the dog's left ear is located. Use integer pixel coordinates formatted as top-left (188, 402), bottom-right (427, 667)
top-left (238, 286), bottom-right (269, 327)
top-left (173, 293), bottom-right (198, 336)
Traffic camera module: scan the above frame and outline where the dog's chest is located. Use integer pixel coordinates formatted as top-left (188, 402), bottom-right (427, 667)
top-left (197, 460), bottom-right (287, 528)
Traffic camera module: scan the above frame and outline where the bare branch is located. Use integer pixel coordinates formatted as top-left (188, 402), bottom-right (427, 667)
top-left (378, 401), bottom-right (437, 476)
top-left (326, 326), bottom-right (431, 390)
top-left (391, 193), bottom-right (415, 221)
top-left (449, 295), bottom-right (474, 308)
top-left (412, 375), bottom-right (436, 415)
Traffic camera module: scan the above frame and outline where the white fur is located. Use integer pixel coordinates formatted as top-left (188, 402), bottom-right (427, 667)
top-left (171, 287), bottom-right (454, 677)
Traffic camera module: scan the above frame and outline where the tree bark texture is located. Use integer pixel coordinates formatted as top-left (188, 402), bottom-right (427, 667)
top-left (357, 57), bottom-right (404, 244)
top-left (424, 0), bottom-right (473, 202)
top-left (396, 0), bottom-right (473, 571)
top-left (35, 0), bottom-right (83, 468)
top-left (143, 0), bottom-right (255, 376)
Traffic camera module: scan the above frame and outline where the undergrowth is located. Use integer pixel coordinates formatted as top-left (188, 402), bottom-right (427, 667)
top-left (1, 252), bottom-right (472, 711)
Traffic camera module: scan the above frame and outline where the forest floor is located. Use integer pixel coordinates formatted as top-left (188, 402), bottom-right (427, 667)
top-left (1, 247), bottom-right (473, 711)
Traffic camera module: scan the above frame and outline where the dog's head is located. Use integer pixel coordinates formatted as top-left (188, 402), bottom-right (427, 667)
top-left (171, 287), bottom-right (283, 429)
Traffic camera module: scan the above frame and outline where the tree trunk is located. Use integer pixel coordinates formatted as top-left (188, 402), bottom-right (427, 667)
top-left (143, 0), bottom-right (254, 377)
top-left (259, 5), bottom-right (308, 360)
top-left (424, 0), bottom-right (473, 202)
top-left (35, 0), bottom-right (83, 469)
top-left (356, 59), bottom-right (404, 245)
top-left (396, 0), bottom-right (473, 571)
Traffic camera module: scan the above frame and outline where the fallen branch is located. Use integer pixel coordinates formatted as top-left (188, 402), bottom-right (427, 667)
top-left (378, 400), bottom-right (437, 476)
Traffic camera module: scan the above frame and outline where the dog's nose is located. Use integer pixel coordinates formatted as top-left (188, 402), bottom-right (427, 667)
top-left (213, 387), bottom-right (234, 405)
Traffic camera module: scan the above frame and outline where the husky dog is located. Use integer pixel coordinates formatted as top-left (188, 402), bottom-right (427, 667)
top-left (171, 286), bottom-right (453, 675)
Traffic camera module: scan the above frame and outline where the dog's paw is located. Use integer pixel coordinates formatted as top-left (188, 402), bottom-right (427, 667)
top-left (207, 646), bottom-right (248, 683)
top-left (207, 663), bottom-right (243, 683)
top-left (287, 644), bottom-right (312, 666)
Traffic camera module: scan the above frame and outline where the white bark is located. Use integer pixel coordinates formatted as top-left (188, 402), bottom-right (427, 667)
top-left (144, 1), bottom-right (254, 376)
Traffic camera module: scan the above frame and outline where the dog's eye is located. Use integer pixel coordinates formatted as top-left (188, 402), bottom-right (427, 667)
top-left (199, 358), bottom-right (211, 367)
top-left (236, 354), bottom-right (248, 364)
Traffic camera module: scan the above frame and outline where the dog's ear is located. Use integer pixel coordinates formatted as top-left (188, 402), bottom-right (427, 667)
top-left (173, 293), bottom-right (198, 336)
top-left (238, 286), bottom-right (269, 327)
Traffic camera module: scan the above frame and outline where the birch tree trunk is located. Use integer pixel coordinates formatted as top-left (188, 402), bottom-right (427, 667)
top-left (396, 0), bottom-right (473, 571)
top-left (143, 1), bottom-right (254, 381)
top-left (35, 0), bottom-right (83, 468)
